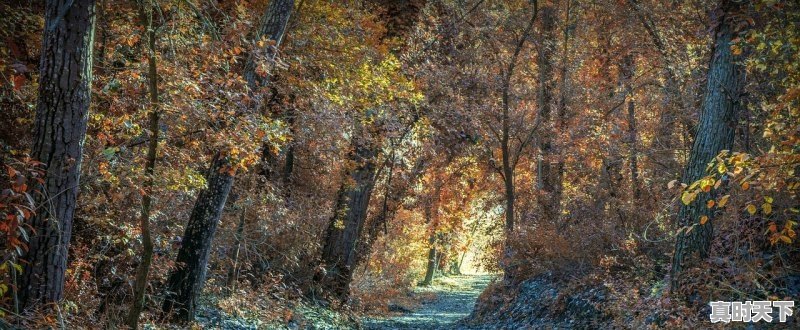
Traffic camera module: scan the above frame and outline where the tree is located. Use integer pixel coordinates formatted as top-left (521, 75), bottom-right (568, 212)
top-left (621, 54), bottom-right (640, 200)
top-left (497, 0), bottom-right (538, 281)
top-left (319, 132), bottom-right (380, 301)
top-left (317, 0), bottom-right (427, 302)
top-left (671, 0), bottom-right (746, 289)
top-left (535, 3), bottom-right (561, 223)
top-left (127, 0), bottom-right (160, 327)
top-left (162, 0), bottom-right (295, 321)
top-left (421, 177), bottom-right (443, 286)
top-left (18, 0), bottom-right (96, 310)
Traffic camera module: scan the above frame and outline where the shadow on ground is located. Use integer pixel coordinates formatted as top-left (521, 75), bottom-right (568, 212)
top-left (362, 275), bottom-right (494, 330)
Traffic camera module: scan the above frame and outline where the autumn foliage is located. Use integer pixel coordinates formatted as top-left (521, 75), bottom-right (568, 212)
top-left (0, 0), bottom-right (798, 328)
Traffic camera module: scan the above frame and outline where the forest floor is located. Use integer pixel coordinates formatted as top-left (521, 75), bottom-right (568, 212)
top-left (362, 274), bottom-right (494, 330)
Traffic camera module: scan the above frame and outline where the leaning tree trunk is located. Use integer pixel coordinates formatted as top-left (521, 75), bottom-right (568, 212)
top-left (319, 139), bottom-right (378, 302)
top-left (18, 0), bottom-right (96, 311)
top-left (162, 0), bottom-right (294, 321)
top-left (244, 0), bottom-right (295, 94)
top-left (162, 154), bottom-right (234, 320)
top-left (670, 0), bottom-right (745, 289)
top-left (316, 0), bottom-right (428, 303)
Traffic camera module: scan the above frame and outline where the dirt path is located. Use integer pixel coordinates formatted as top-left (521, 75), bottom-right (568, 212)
top-left (362, 275), bottom-right (493, 330)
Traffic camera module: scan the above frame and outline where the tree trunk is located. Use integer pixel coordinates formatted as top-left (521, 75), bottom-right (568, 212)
top-left (244, 0), bottom-right (295, 94)
top-left (127, 0), bottom-right (160, 327)
top-left (319, 139), bottom-right (378, 302)
top-left (161, 0), bottom-right (294, 320)
top-left (671, 0), bottom-right (745, 289)
top-left (162, 154), bottom-right (234, 321)
top-left (356, 153), bottom-right (426, 271)
top-left (554, 0), bottom-right (572, 232)
top-left (621, 55), bottom-right (641, 200)
top-left (421, 233), bottom-right (437, 286)
top-left (536, 5), bottom-right (562, 224)
top-left (18, 0), bottom-right (96, 310)
top-left (316, 0), bottom-right (427, 303)
top-left (420, 185), bottom-right (440, 286)
top-left (500, 0), bottom-right (538, 283)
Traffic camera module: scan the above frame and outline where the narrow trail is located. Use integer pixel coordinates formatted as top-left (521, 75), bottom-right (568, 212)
top-left (363, 275), bottom-right (493, 330)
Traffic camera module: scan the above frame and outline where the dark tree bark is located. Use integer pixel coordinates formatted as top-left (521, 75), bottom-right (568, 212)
top-left (420, 180), bottom-right (441, 286)
top-left (421, 234), bottom-right (437, 286)
top-left (127, 0), bottom-right (160, 327)
top-left (244, 0), bottom-right (295, 94)
top-left (319, 138), bottom-right (378, 301)
top-left (162, 0), bottom-right (294, 321)
top-left (671, 0), bottom-right (745, 289)
top-left (316, 0), bottom-right (427, 303)
top-left (535, 4), bottom-right (561, 223)
top-left (162, 154), bottom-right (234, 320)
top-left (18, 0), bottom-right (96, 311)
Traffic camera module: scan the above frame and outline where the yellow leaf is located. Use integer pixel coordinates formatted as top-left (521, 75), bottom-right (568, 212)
top-left (747, 204), bottom-right (757, 215)
top-left (717, 163), bottom-right (727, 174)
top-left (764, 196), bottom-right (774, 203)
top-left (707, 200), bottom-right (716, 208)
top-left (763, 203), bottom-right (772, 215)
top-left (718, 195), bottom-right (730, 207)
top-left (779, 235), bottom-right (792, 244)
top-left (681, 191), bottom-right (696, 205)
top-left (700, 216), bottom-right (709, 225)
top-left (702, 179), bottom-right (712, 192)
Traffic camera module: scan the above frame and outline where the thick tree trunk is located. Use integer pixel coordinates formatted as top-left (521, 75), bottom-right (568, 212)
top-left (244, 0), bottom-right (295, 94)
top-left (536, 5), bottom-right (561, 223)
top-left (671, 0), bottom-right (745, 289)
top-left (161, 1), bottom-right (294, 320)
top-left (316, 0), bottom-right (427, 303)
top-left (355, 152), bottom-right (426, 272)
top-left (19, 0), bottom-right (96, 310)
top-left (319, 139), bottom-right (378, 302)
top-left (162, 154), bottom-right (234, 321)
top-left (127, 1), bottom-right (160, 327)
